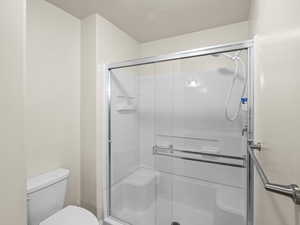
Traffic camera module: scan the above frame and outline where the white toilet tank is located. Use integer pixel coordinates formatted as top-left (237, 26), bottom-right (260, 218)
top-left (27, 168), bottom-right (70, 225)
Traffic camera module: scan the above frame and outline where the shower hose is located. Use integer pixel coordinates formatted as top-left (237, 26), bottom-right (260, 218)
top-left (224, 52), bottom-right (247, 121)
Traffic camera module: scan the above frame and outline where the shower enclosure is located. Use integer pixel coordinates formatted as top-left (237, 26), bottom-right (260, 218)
top-left (103, 41), bottom-right (254, 225)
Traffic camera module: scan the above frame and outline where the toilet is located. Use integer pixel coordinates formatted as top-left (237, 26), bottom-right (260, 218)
top-left (27, 168), bottom-right (99, 225)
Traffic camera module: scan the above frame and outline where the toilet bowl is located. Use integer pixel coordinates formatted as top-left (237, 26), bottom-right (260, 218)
top-left (40, 206), bottom-right (98, 225)
top-left (27, 168), bottom-right (99, 225)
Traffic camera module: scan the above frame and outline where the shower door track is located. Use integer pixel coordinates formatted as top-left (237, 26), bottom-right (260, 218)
top-left (104, 39), bottom-right (255, 225)
top-left (106, 40), bottom-right (253, 70)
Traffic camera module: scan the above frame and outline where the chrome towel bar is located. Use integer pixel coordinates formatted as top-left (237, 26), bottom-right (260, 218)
top-left (248, 141), bottom-right (300, 204)
top-left (153, 145), bottom-right (246, 168)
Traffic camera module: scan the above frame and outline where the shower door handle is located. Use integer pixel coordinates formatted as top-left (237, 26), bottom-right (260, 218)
top-left (153, 145), bottom-right (246, 168)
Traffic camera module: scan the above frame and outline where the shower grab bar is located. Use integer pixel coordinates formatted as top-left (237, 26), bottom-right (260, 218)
top-left (248, 141), bottom-right (300, 204)
top-left (152, 145), bottom-right (246, 168)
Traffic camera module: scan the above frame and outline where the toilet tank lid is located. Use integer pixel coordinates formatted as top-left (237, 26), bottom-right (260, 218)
top-left (27, 168), bottom-right (70, 194)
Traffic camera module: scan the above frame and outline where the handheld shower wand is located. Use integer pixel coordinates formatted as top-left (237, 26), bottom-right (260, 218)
top-left (213, 51), bottom-right (247, 121)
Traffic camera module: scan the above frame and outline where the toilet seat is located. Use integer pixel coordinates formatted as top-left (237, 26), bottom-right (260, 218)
top-left (40, 206), bottom-right (99, 225)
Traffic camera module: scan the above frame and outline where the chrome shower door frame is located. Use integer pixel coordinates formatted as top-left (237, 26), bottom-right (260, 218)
top-left (103, 40), bottom-right (255, 225)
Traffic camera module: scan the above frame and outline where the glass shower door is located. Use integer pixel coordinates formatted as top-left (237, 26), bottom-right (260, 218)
top-left (150, 51), bottom-right (248, 225)
top-left (108, 47), bottom-right (249, 225)
top-left (109, 64), bottom-right (171, 225)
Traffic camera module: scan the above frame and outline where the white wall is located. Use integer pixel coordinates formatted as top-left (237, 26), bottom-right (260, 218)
top-left (249, 1), bottom-right (300, 225)
top-left (80, 13), bottom-right (140, 217)
top-left (80, 14), bottom-right (99, 214)
top-left (141, 21), bottom-right (249, 57)
top-left (249, 0), bottom-right (300, 37)
top-left (26, 0), bottom-right (81, 206)
top-left (0, 0), bottom-right (27, 224)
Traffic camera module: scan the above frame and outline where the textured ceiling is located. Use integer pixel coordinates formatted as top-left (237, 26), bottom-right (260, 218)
top-left (46, 0), bottom-right (250, 42)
